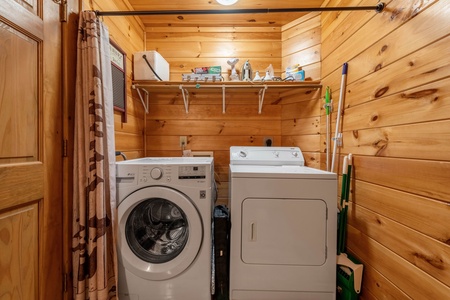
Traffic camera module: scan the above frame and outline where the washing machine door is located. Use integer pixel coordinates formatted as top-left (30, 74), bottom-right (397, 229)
top-left (118, 186), bottom-right (203, 280)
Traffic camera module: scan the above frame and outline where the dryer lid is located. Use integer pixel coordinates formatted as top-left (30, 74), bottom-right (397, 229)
top-left (229, 164), bottom-right (336, 179)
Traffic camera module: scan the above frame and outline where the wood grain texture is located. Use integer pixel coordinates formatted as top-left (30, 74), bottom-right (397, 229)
top-left (352, 180), bottom-right (450, 246)
top-left (347, 224), bottom-right (450, 299)
top-left (341, 120), bottom-right (450, 160)
top-left (0, 23), bottom-right (39, 163)
top-left (280, 12), bottom-right (323, 169)
top-left (345, 40), bottom-right (450, 108)
top-left (353, 155), bottom-right (450, 202)
top-left (322, 0), bottom-right (439, 77)
top-left (41, 2), bottom-right (64, 299)
top-left (0, 204), bottom-right (39, 300)
top-left (322, 1), bottom-right (450, 297)
top-left (348, 203), bottom-right (450, 285)
top-left (128, 0), bottom-right (324, 27)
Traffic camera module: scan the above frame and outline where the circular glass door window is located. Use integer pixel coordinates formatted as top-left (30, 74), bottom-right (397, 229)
top-left (125, 198), bottom-right (189, 264)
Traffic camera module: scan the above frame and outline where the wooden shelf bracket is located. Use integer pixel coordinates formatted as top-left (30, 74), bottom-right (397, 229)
top-left (222, 85), bottom-right (226, 114)
top-left (258, 85), bottom-right (268, 114)
top-left (179, 85), bottom-right (190, 113)
top-left (133, 85), bottom-right (149, 114)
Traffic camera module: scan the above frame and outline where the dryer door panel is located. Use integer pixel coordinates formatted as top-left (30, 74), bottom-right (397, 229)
top-left (241, 198), bottom-right (327, 266)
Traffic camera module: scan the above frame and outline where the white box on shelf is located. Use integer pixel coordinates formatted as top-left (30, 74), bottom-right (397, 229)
top-left (133, 50), bottom-right (169, 81)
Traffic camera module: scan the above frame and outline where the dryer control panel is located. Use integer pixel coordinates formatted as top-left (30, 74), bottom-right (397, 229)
top-left (230, 146), bottom-right (305, 166)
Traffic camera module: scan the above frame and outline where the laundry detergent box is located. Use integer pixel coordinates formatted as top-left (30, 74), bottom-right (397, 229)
top-left (193, 66), bottom-right (222, 74)
top-left (133, 50), bottom-right (169, 81)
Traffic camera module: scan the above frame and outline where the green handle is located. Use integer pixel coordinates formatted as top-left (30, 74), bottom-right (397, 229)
top-left (325, 86), bottom-right (331, 115)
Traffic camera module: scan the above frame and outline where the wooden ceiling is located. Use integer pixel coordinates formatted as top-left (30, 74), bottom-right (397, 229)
top-left (127, 0), bottom-right (326, 27)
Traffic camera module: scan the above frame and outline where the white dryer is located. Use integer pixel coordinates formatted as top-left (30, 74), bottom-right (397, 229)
top-left (229, 147), bottom-right (337, 300)
top-left (116, 157), bottom-right (215, 300)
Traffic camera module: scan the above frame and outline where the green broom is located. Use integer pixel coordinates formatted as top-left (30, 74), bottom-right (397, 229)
top-left (337, 154), bottom-right (363, 300)
top-left (337, 155), bottom-right (349, 255)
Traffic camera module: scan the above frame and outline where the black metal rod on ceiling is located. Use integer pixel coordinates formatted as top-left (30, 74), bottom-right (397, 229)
top-left (95, 2), bottom-right (385, 17)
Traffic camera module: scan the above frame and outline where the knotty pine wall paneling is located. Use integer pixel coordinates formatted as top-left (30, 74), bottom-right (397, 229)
top-left (83, 0), bottom-right (146, 160)
top-left (145, 26), bottom-right (282, 81)
top-left (281, 12), bottom-right (322, 168)
top-left (321, 0), bottom-right (450, 298)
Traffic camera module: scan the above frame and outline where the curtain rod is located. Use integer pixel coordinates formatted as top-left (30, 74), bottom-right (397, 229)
top-left (95, 3), bottom-right (385, 17)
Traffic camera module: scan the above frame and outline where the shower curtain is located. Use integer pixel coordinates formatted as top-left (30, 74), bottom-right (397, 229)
top-left (72, 11), bottom-right (117, 300)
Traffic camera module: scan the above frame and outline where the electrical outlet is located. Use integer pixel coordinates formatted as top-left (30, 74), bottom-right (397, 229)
top-left (263, 136), bottom-right (273, 147)
top-left (179, 136), bottom-right (187, 148)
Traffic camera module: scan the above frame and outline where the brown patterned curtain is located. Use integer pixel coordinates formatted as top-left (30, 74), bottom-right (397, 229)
top-left (73, 11), bottom-right (117, 300)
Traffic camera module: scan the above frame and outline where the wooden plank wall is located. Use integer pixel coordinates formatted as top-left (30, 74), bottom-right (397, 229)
top-left (281, 12), bottom-right (322, 168)
top-left (143, 27), bottom-right (286, 204)
top-left (83, 0), bottom-right (147, 161)
top-left (145, 26), bottom-right (282, 81)
top-left (321, 0), bottom-right (450, 298)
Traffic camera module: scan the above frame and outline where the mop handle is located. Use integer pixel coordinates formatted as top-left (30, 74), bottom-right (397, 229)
top-left (325, 86), bottom-right (331, 171)
top-left (342, 62), bottom-right (348, 75)
top-left (331, 63), bottom-right (348, 173)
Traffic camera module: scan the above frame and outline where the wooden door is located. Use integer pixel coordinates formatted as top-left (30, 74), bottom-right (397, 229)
top-left (0, 0), bottom-right (62, 299)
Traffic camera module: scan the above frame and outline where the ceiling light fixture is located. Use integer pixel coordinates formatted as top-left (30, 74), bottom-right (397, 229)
top-left (216, 0), bottom-right (239, 6)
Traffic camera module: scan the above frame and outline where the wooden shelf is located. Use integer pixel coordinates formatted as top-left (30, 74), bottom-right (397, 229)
top-left (132, 80), bottom-right (322, 114)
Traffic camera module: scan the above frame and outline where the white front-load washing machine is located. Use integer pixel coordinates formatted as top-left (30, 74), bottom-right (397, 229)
top-left (116, 157), bottom-right (215, 300)
top-left (229, 147), bottom-right (337, 300)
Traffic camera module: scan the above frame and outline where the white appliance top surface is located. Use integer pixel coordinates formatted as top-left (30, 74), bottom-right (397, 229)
top-left (116, 157), bottom-right (213, 166)
top-left (230, 146), bottom-right (305, 166)
top-left (229, 164), bottom-right (336, 179)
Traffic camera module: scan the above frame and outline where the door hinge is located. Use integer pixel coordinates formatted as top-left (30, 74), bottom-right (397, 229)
top-left (63, 139), bottom-right (68, 157)
top-left (53, 0), bottom-right (67, 22)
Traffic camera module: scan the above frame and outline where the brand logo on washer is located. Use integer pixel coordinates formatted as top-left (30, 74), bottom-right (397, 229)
top-left (200, 190), bottom-right (206, 199)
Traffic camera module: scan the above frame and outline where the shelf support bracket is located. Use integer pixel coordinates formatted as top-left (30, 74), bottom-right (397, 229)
top-left (258, 85), bottom-right (268, 114)
top-left (133, 85), bottom-right (149, 114)
top-left (179, 85), bottom-right (190, 113)
top-left (222, 85), bottom-right (226, 114)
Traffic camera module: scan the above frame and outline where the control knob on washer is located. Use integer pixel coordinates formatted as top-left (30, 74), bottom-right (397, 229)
top-left (239, 151), bottom-right (247, 158)
top-left (150, 167), bottom-right (163, 180)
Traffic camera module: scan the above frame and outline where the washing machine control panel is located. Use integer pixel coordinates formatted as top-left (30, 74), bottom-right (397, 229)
top-left (178, 165), bottom-right (207, 179)
top-left (123, 164), bottom-right (209, 183)
top-left (116, 158), bottom-right (213, 190)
